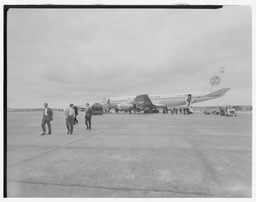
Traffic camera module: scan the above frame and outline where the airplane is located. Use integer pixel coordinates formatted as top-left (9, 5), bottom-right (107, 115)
top-left (102, 67), bottom-right (230, 113)
top-left (102, 88), bottom-right (231, 113)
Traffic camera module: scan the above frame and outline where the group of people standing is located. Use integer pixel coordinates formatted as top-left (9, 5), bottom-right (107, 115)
top-left (167, 94), bottom-right (193, 115)
top-left (41, 102), bottom-right (92, 136)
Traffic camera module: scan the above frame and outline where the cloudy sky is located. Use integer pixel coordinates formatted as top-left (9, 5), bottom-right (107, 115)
top-left (7, 6), bottom-right (252, 108)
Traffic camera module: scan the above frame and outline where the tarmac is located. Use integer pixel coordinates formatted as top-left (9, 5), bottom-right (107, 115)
top-left (6, 111), bottom-right (252, 197)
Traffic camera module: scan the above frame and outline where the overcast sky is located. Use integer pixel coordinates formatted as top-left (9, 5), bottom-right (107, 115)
top-left (7, 6), bottom-right (252, 108)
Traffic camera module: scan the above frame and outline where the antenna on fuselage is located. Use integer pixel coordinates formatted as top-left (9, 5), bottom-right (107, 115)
top-left (209, 67), bottom-right (225, 91)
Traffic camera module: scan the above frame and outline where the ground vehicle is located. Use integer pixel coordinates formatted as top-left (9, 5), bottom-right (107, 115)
top-left (203, 107), bottom-right (220, 115)
top-left (220, 106), bottom-right (237, 116)
top-left (203, 106), bottom-right (237, 116)
top-left (92, 103), bottom-right (103, 115)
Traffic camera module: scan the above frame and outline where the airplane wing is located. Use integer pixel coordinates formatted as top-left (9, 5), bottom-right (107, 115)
top-left (132, 94), bottom-right (154, 109)
top-left (75, 105), bottom-right (87, 110)
top-left (75, 103), bottom-right (95, 110)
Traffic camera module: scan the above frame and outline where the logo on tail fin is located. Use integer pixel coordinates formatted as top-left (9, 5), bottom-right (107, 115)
top-left (209, 67), bottom-right (225, 91)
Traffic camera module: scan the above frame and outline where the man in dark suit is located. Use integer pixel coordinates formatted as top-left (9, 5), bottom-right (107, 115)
top-left (85, 103), bottom-right (93, 130)
top-left (41, 103), bottom-right (53, 135)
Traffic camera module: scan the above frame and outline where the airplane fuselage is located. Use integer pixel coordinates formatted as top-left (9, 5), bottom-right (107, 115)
top-left (105, 89), bottom-right (230, 111)
top-left (148, 92), bottom-right (212, 107)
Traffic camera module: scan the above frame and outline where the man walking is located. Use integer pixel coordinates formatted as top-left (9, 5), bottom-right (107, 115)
top-left (41, 103), bottom-right (53, 136)
top-left (65, 104), bottom-right (75, 134)
top-left (85, 103), bottom-right (92, 130)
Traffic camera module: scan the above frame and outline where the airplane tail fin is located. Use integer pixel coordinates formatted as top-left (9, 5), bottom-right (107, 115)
top-left (206, 88), bottom-right (231, 98)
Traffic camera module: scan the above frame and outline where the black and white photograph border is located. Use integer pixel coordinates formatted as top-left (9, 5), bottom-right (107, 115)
top-left (2, 0), bottom-right (255, 200)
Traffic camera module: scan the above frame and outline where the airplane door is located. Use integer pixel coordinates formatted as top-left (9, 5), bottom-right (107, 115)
top-left (185, 94), bottom-right (192, 100)
top-left (185, 94), bottom-right (192, 106)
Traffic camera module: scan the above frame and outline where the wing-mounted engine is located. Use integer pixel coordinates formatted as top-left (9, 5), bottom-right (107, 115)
top-left (117, 103), bottom-right (134, 111)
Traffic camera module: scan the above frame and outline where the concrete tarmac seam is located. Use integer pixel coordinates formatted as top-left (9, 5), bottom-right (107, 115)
top-left (7, 128), bottom-right (109, 168)
top-left (7, 180), bottom-right (223, 197)
top-left (181, 130), bottom-right (224, 196)
top-left (7, 144), bottom-right (252, 153)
